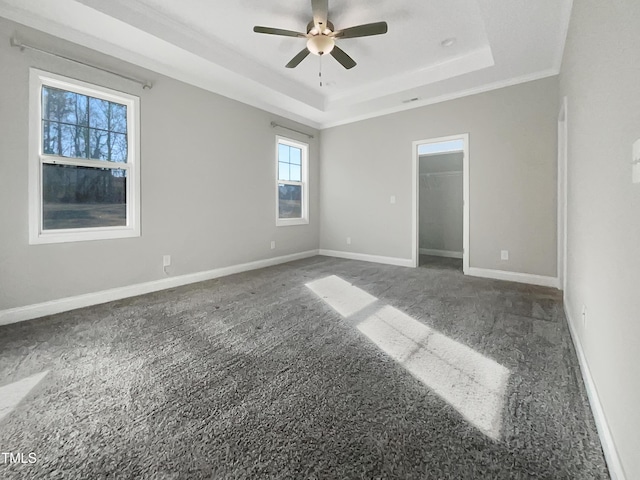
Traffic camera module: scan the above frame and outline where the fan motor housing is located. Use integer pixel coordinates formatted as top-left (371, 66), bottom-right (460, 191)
top-left (307, 20), bottom-right (335, 35)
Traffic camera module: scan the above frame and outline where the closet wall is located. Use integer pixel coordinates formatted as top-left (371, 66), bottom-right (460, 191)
top-left (419, 152), bottom-right (463, 256)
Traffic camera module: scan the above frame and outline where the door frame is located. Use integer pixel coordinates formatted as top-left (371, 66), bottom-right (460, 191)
top-left (411, 133), bottom-right (470, 273)
top-left (557, 97), bottom-right (568, 290)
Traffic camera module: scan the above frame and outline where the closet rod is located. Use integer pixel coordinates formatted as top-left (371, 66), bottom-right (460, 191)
top-left (270, 121), bottom-right (314, 139)
top-left (10, 37), bottom-right (153, 90)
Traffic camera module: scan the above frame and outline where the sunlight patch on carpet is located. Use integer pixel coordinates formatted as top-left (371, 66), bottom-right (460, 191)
top-left (0, 370), bottom-right (49, 422)
top-left (306, 276), bottom-right (509, 440)
top-left (306, 275), bottom-right (377, 317)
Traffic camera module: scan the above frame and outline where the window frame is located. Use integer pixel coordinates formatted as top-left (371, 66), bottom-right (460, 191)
top-left (28, 68), bottom-right (141, 244)
top-left (275, 135), bottom-right (309, 227)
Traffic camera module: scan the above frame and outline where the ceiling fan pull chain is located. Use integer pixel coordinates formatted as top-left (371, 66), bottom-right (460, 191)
top-left (319, 55), bottom-right (323, 87)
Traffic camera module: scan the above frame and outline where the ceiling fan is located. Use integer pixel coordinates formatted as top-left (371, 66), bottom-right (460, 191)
top-left (253, 0), bottom-right (388, 70)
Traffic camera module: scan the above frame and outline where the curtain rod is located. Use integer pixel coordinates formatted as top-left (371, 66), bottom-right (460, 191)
top-left (10, 37), bottom-right (153, 90)
top-left (270, 121), bottom-right (314, 139)
top-left (420, 171), bottom-right (463, 177)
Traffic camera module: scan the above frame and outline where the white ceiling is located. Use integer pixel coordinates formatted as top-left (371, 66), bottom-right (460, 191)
top-left (0, 0), bottom-right (572, 129)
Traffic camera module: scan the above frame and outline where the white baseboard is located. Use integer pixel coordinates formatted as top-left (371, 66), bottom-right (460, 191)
top-left (467, 267), bottom-right (560, 288)
top-left (0, 250), bottom-right (319, 326)
top-left (419, 248), bottom-right (463, 259)
top-left (564, 299), bottom-right (626, 480)
top-left (318, 249), bottom-right (413, 268)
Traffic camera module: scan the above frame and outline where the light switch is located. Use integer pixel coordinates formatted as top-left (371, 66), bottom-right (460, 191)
top-left (390, 195), bottom-right (396, 204)
top-left (633, 139), bottom-right (640, 184)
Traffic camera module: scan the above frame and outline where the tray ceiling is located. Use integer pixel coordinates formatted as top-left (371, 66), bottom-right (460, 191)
top-left (0, 0), bottom-right (572, 128)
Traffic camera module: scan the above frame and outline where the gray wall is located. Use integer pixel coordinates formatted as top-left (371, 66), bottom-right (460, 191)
top-left (0, 18), bottom-right (319, 311)
top-left (419, 153), bottom-right (463, 253)
top-left (560, 0), bottom-right (640, 477)
top-left (320, 77), bottom-right (558, 276)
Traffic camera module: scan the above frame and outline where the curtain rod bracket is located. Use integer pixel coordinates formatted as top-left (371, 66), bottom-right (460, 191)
top-left (10, 36), bottom-right (25, 51)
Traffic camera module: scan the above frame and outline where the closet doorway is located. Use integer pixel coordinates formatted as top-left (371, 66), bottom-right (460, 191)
top-left (411, 134), bottom-right (469, 273)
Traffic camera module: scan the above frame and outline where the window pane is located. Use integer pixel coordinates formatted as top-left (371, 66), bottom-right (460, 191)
top-left (88, 129), bottom-right (128, 162)
top-left (89, 128), bottom-right (107, 160)
top-left (278, 162), bottom-right (290, 181)
top-left (89, 97), bottom-right (109, 130)
top-left (42, 121), bottom-right (89, 159)
top-left (289, 147), bottom-right (301, 165)
top-left (89, 97), bottom-right (127, 133)
top-left (42, 164), bottom-right (127, 230)
top-left (278, 184), bottom-right (302, 219)
top-left (110, 103), bottom-right (127, 134)
top-left (73, 91), bottom-right (89, 127)
top-left (42, 120), bottom-right (61, 155)
top-left (108, 133), bottom-right (128, 163)
top-left (278, 143), bottom-right (289, 163)
top-left (42, 87), bottom-right (88, 126)
top-left (290, 164), bottom-right (301, 182)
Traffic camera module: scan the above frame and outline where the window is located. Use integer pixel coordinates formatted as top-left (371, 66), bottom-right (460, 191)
top-left (29, 69), bottom-right (140, 244)
top-left (276, 136), bottom-right (309, 226)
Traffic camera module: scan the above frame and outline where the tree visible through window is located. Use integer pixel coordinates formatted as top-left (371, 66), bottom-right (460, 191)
top-left (29, 69), bottom-right (140, 244)
top-left (276, 136), bottom-right (308, 226)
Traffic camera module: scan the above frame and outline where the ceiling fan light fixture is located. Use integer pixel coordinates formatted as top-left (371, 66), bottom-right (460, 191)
top-left (307, 35), bottom-right (335, 56)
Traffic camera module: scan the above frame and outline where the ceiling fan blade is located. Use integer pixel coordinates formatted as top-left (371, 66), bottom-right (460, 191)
top-left (253, 26), bottom-right (307, 38)
top-left (311, 0), bottom-right (329, 29)
top-left (332, 21), bottom-right (388, 39)
top-left (330, 45), bottom-right (356, 69)
top-left (286, 48), bottom-right (311, 68)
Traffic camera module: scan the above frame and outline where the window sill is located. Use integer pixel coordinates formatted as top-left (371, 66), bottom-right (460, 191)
top-left (276, 218), bottom-right (309, 227)
top-left (29, 227), bottom-right (140, 245)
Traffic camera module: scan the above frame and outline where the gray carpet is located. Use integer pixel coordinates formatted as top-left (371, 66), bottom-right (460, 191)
top-left (419, 254), bottom-right (463, 271)
top-left (0, 256), bottom-right (609, 479)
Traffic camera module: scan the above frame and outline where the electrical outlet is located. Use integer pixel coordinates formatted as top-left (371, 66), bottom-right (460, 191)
top-left (162, 255), bottom-right (171, 275)
top-left (582, 305), bottom-right (587, 327)
top-left (346, 237), bottom-right (351, 245)
top-left (500, 250), bottom-right (509, 261)
top-left (270, 241), bottom-right (276, 250)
